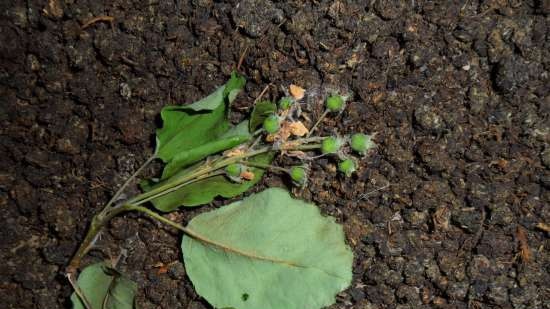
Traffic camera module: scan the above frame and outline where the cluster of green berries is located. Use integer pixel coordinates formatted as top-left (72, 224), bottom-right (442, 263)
top-left (321, 133), bottom-right (375, 177)
top-left (255, 93), bottom-right (376, 184)
top-left (320, 94), bottom-right (375, 177)
top-left (261, 97), bottom-right (295, 134)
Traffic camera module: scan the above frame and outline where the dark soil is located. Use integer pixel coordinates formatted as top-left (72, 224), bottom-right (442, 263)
top-left (1, 0), bottom-right (549, 308)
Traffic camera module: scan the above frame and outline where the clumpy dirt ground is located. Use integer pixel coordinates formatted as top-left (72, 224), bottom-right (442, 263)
top-left (1, 0), bottom-right (549, 308)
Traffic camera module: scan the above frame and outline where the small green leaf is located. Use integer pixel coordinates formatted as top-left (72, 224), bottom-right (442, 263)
top-left (70, 262), bottom-right (137, 309)
top-left (144, 152), bottom-right (275, 211)
top-left (156, 72), bottom-right (246, 163)
top-left (249, 100), bottom-right (277, 131)
top-left (182, 188), bottom-right (353, 309)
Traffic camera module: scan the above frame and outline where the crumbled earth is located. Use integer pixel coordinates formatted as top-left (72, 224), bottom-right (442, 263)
top-left (1, 1), bottom-right (549, 309)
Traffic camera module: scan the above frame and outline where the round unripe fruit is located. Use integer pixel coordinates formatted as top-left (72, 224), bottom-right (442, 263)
top-left (225, 163), bottom-right (242, 177)
top-left (263, 115), bottom-right (280, 134)
top-left (321, 137), bottom-right (341, 154)
top-left (338, 159), bottom-right (356, 177)
top-left (278, 97), bottom-right (293, 110)
top-left (350, 133), bottom-right (373, 154)
top-left (290, 166), bottom-right (306, 185)
top-left (326, 94), bottom-right (345, 112)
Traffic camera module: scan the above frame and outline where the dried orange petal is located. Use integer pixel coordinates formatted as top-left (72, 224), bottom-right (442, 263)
top-left (289, 84), bottom-right (305, 100)
top-left (240, 171), bottom-right (255, 180)
top-left (289, 121), bottom-right (309, 136)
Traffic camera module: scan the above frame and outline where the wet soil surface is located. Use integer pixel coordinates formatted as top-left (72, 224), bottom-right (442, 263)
top-left (1, 0), bottom-right (549, 308)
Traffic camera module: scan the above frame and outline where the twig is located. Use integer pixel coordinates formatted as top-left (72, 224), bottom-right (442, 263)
top-left (81, 16), bottom-right (115, 30)
top-left (306, 110), bottom-right (329, 138)
top-left (359, 182), bottom-right (390, 199)
top-left (236, 45), bottom-right (249, 72)
top-left (239, 161), bottom-right (289, 173)
top-left (105, 153), bottom-right (156, 209)
top-left (253, 84), bottom-right (271, 104)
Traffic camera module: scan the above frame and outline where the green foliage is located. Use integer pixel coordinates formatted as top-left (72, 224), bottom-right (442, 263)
top-left (71, 262), bottom-right (137, 309)
top-left (325, 94), bottom-right (345, 112)
top-left (249, 100), bottom-right (277, 131)
top-left (338, 158), bottom-right (356, 177)
top-left (182, 188), bottom-right (353, 309)
top-left (161, 120), bottom-right (251, 179)
top-left (155, 72), bottom-right (246, 164)
top-left (321, 137), bottom-right (342, 154)
top-left (142, 152), bottom-right (275, 211)
top-left (262, 114), bottom-right (280, 134)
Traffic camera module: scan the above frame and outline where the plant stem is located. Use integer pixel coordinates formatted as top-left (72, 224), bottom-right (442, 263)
top-left (306, 109), bottom-right (329, 138)
top-left (66, 140), bottom-right (321, 275)
top-left (105, 153), bottom-right (156, 209)
top-left (240, 161), bottom-right (290, 173)
top-left (133, 171), bottom-right (225, 206)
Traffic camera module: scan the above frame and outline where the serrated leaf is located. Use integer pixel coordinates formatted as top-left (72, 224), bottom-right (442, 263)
top-left (144, 152), bottom-right (275, 211)
top-left (155, 72), bottom-right (246, 163)
top-left (249, 100), bottom-right (277, 131)
top-left (71, 262), bottom-right (137, 309)
top-left (182, 188), bottom-right (353, 309)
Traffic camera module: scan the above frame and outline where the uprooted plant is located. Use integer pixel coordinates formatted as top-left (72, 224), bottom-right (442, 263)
top-left (67, 72), bottom-right (376, 309)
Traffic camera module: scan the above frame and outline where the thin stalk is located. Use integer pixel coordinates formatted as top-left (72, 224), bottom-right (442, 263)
top-left (306, 109), bottom-right (329, 138)
top-left (126, 146), bottom-right (271, 205)
top-left (287, 143), bottom-right (321, 151)
top-left (126, 205), bottom-right (300, 266)
top-left (105, 153), bottom-right (156, 209)
top-left (240, 161), bottom-right (290, 173)
top-left (67, 140), bottom-right (320, 275)
top-left (133, 171), bottom-right (225, 206)
top-left (67, 273), bottom-right (93, 309)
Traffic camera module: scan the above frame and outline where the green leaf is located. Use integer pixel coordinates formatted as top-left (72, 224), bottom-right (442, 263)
top-left (156, 72), bottom-right (246, 163)
top-left (71, 262), bottom-right (137, 309)
top-left (144, 152), bottom-right (275, 211)
top-left (182, 188), bottom-right (353, 309)
top-left (249, 100), bottom-right (277, 132)
top-left (161, 135), bottom-right (249, 179)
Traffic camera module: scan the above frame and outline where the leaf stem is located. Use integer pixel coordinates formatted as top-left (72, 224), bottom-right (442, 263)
top-left (66, 141), bottom-right (320, 276)
top-left (239, 161), bottom-right (290, 173)
top-left (105, 153), bottom-right (157, 209)
top-left (306, 109), bottom-right (329, 138)
top-left (126, 204), bottom-right (300, 267)
top-left (133, 170), bottom-right (225, 206)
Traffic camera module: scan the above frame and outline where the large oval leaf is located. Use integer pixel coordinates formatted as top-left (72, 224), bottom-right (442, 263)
top-left (70, 262), bottom-right (137, 309)
top-left (181, 188), bottom-right (353, 309)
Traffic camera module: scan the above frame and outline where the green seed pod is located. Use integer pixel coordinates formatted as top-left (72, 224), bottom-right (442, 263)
top-left (350, 133), bottom-right (375, 155)
top-left (321, 137), bottom-right (341, 154)
top-left (225, 163), bottom-right (243, 177)
top-left (326, 94), bottom-right (345, 112)
top-left (338, 158), bottom-right (356, 177)
top-left (289, 166), bottom-right (307, 185)
top-left (263, 114), bottom-right (280, 134)
top-left (278, 97), bottom-right (293, 110)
